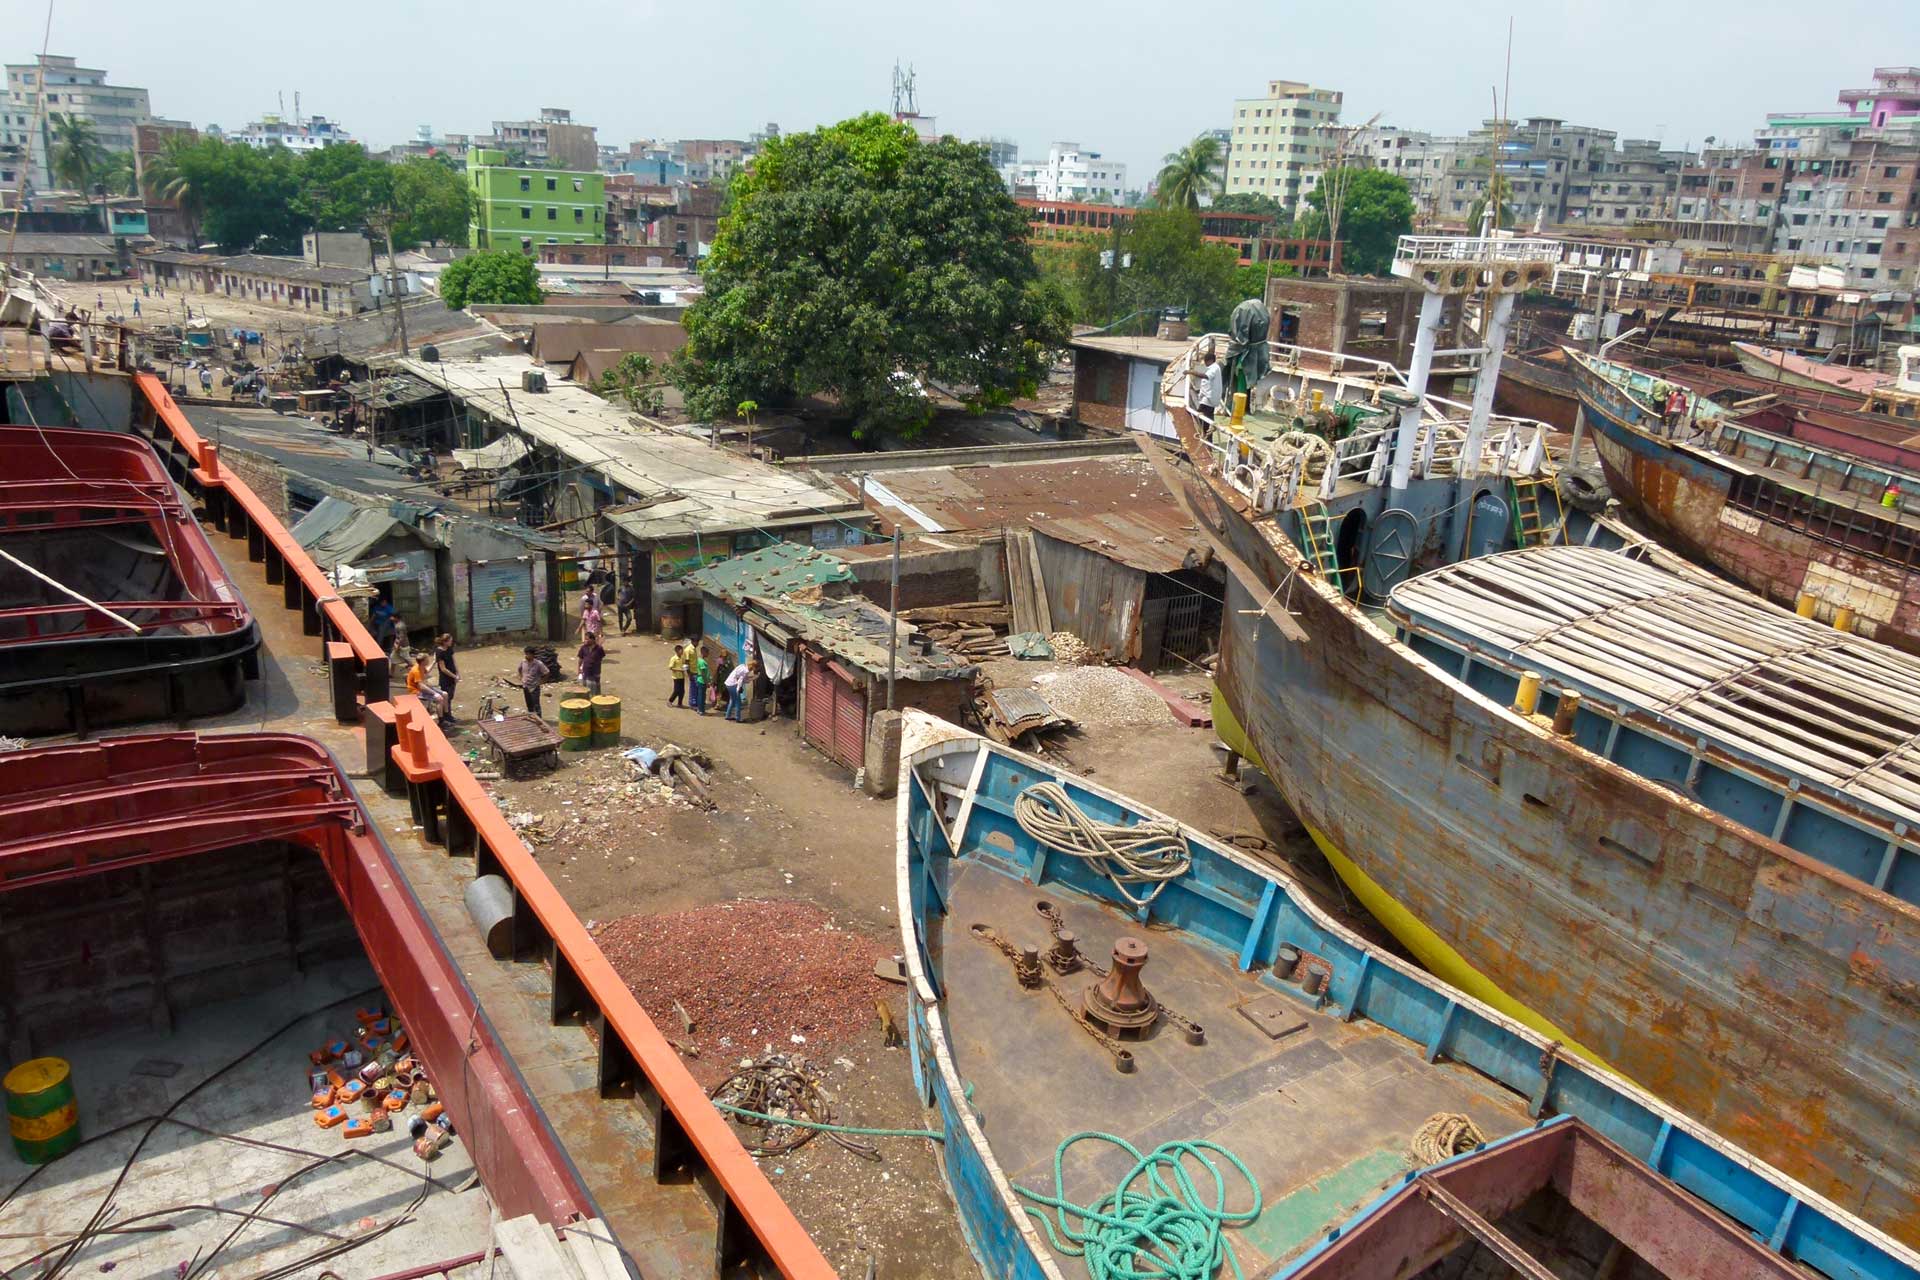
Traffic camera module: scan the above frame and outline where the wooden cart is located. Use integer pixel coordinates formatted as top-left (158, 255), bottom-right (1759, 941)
top-left (475, 711), bottom-right (564, 778)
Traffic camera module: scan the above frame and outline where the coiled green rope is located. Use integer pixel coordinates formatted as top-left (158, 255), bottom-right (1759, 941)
top-left (1012, 1132), bottom-right (1261, 1280)
top-left (712, 1105), bottom-right (1260, 1280)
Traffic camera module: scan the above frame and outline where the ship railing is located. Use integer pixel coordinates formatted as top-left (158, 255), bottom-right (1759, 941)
top-left (1391, 234), bottom-right (1565, 275)
top-left (126, 374), bottom-right (835, 1278)
top-left (1162, 332), bottom-right (1479, 419)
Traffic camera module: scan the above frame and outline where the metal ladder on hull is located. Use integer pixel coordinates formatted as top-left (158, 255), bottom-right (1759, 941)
top-left (1295, 504), bottom-right (1362, 595)
top-left (1510, 477), bottom-right (1566, 548)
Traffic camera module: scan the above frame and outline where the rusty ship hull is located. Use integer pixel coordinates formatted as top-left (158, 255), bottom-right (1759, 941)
top-left (1571, 351), bottom-right (1920, 655)
top-left (1161, 405), bottom-right (1920, 1248)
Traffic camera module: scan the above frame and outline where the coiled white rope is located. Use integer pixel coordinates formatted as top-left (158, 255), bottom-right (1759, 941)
top-left (1013, 782), bottom-right (1193, 908)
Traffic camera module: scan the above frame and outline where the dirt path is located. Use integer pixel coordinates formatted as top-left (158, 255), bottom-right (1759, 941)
top-left (439, 627), bottom-right (1336, 1276)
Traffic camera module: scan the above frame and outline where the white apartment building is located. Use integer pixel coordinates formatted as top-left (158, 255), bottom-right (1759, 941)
top-left (231, 113), bottom-right (354, 152)
top-left (3, 55), bottom-right (152, 192)
top-left (1004, 142), bottom-right (1127, 203)
top-left (1226, 80), bottom-right (1342, 211)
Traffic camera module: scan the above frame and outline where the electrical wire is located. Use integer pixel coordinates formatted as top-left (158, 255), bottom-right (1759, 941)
top-left (15, 985), bottom-right (380, 1280)
top-left (1012, 781), bottom-right (1193, 909)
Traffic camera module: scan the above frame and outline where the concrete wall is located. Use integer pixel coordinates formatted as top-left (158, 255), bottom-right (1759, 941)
top-left (843, 539), bottom-right (1007, 611)
top-left (1072, 348), bottom-right (1130, 432)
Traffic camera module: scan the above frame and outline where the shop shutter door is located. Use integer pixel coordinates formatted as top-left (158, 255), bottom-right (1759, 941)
top-left (830, 662), bottom-right (867, 770)
top-left (470, 560), bottom-right (534, 635)
top-left (803, 654), bottom-right (835, 756)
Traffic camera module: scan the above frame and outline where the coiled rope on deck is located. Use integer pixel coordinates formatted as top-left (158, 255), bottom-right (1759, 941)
top-left (1013, 782), bottom-right (1193, 908)
top-left (1014, 1132), bottom-right (1262, 1280)
top-left (1409, 1112), bottom-right (1485, 1165)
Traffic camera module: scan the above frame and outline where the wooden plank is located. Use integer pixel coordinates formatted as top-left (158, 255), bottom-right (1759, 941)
top-left (497, 1215), bottom-right (572, 1280)
top-left (561, 1219), bottom-right (624, 1280)
top-left (1025, 530), bottom-right (1054, 635)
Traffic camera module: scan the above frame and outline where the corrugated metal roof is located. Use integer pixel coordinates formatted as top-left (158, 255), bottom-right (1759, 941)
top-left (1069, 335), bottom-right (1192, 363)
top-left (750, 594), bottom-right (973, 681)
top-left (857, 455), bottom-right (1203, 573)
top-left (291, 496), bottom-right (420, 568)
top-left (685, 541), bottom-right (853, 603)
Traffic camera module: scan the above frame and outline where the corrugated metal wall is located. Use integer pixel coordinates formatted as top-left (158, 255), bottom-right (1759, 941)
top-left (1031, 532), bottom-right (1147, 662)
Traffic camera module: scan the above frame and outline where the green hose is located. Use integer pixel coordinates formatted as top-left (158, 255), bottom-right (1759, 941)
top-left (712, 1106), bottom-right (1260, 1280)
top-left (1013, 1132), bottom-right (1261, 1280)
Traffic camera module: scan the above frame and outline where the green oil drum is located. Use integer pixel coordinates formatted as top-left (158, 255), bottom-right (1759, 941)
top-left (590, 695), bottom-right (622, 748)
top-left (6, 1057), bottom-right (78, 1164)
top-left (558, 697), bottom-right (593, 751)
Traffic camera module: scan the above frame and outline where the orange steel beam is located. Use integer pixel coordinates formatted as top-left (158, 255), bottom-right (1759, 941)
top-left (130, 374), bottom-right (837, 1279)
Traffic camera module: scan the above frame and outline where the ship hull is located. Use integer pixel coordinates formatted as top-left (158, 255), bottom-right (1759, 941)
top-left (1491, 352), bottom-right (1579, 431)
top-left (1734, 341), bottom-right (1882, 395)
top-left (1163, 413), bottom-right (1920, 1246)
top-left (1573, 366), bottom-right (1920, 655)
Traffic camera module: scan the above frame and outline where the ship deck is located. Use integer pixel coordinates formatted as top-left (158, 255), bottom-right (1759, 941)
top-left (0, 957), bottom-right (494, 1279)
top-left (934, 861), bottom-right (1528, 1275)
top-left (3, 409), bottom-right (736, 1274)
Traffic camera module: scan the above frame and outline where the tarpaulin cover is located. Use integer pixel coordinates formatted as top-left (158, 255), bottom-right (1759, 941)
top-left (1228, 299), bottom-right (1272, 393)
top-left (754, 628), bottom-right (796, 681)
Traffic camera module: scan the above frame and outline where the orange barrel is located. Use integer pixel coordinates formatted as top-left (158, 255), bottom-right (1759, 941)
top-left (6, 1057), bottom-right (78, 1164)
top-left (557, 698), bottom-right (593, 751)
top-left (590, 695), bottom-right (622, 748)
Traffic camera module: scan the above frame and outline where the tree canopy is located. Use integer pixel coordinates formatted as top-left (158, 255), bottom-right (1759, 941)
top-left (672, 114), bottom-right (1069, 439)
top-left (1042, 207), bottom-right (1245, 334)
top-left (1156, 134), bottom-right (1224, 210)
top-left (1302, 168), bottom-right (1416, 276)
top-left (439, 250), bottom-right (543, 308)
top-left (1466, 172), bottom-right (1516, 236)
top-left (147, 138), bottom-right (472, 253)
top-left (1210, 191), bottom-right (1288, 222)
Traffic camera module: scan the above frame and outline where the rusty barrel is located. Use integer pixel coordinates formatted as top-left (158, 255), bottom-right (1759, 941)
top-left (6, 1057), bottom-right (78, 1164)
top-left (557, 697), bottom-right (593, 751)
top-left (590, 695), bottom-right (622, 748)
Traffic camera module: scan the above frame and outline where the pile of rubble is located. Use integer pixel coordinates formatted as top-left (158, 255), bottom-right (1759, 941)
top-left (1031, 667), bottom-right (1175, 729)
top-left (592, 899), bottom-right (890, 1086)
top-left (902, 602), bottom-right (1011, 660)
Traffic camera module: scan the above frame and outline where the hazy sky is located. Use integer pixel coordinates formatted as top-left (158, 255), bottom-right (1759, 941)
top-left (30, 0), bottom-right (1920, 183)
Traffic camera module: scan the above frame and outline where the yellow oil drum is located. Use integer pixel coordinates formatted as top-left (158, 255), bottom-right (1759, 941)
top-left (6, 1057), bottom-right (78, 1164)
top-left (590, 695), bottom-right (622, 748)
top-left (557, 697), bottom-right (593, 751)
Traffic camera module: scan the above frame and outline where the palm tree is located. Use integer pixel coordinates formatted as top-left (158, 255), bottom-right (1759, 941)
top-left (48, 113), bottom-right (107, 196)
top-left (141, 135), bottom-right (206, 242)
top-left (1465, 172), bottom-right (1515, 235)
top-left (1156, 134), bottom-right (1224, 210)
top-left (94, 151), bottom-right (137, 198)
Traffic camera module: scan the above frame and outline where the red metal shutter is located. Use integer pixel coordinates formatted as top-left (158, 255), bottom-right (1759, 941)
top-left (803, 654), bottom-right (835, 756)
top-left (831, 664), bottom-right (867, 770)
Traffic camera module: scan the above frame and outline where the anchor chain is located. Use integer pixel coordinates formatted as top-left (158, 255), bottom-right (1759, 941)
top-left (973, 922), bottom-right (1135, 1070)
top-left (1035, 902), bottom-right (1203, 1043)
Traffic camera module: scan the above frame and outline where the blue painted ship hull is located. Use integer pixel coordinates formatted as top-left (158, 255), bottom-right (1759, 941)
top-left (898, 717), bottom-right (1920, 1279)
top-left (1155, 408), bottom-right (1920, 1248)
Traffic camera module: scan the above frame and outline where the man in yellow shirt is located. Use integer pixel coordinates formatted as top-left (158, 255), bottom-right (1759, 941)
top-left (668, 642), bottom-right (688, 706)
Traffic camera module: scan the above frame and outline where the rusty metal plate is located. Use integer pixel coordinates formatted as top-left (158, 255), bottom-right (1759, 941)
top-left (986, 688), bottom-right (1065, 729)
top-left (1237, 995), bottom-right (1309, 1041)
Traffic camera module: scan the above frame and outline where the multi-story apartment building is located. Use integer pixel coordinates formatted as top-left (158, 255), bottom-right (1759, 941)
top-left (487, 109), bottom-right (598, 172)
top-left (1436, 117), bottom-right (1616, 228)
top-left (1003, 143), bottom-right (1126, 203)
top-left (1225, 80), bottom-right (1342, 212)
top-left (3, 55), bottom-right (152, 192)
top-left (467, 150), bottom-right (607, 254)
top-left (1302, 127), bottom-right (1461, 222)
top-left (231, 112), bottom-right (353, 152)
top-left (977, 137), bottom-right (1019, 170)
top-left (1584, 138), bottom-right (1693, 227)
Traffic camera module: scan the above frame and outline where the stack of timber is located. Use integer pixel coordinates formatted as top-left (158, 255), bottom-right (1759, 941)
top-left (495, 1215), bottom-right (625, 1279)
top-left (900, 602), bottom-right (1011, 659)
top-left (1004, 529), bottom-right (1054, 636)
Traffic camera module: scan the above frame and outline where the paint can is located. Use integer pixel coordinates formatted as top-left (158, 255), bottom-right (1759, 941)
top-left (5, 1058), bottom-right (78, 1164)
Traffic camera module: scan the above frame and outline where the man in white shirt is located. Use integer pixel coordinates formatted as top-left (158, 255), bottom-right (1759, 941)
top-left (723, 660), bottom-right (753, 721)
top-left (1195, 352), bottom-right (1224, 427)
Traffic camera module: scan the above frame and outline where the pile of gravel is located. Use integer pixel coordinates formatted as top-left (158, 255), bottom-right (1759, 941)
top-left (1030, 667), bottom-right (1171, 729)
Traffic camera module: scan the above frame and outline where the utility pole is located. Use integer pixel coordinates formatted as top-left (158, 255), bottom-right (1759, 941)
top-left (380, 214), bottom-right (409, 357)
top-left (886, 528), bottom-right (901, 711)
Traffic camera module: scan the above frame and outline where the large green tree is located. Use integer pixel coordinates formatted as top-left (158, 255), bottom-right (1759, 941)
top-left (1210, 191), bottom-right (1287, 221)
top-left (673, 114), bottom-right (1069, 439)
top-left (439, 249), bottom-right (543, 308)
top-left (1156, 134), bottom-right (1224, 210)
top-left (389, 157), bottom-right (474, 247)
top-left (166, 137), bottom-right (304, 252)
top-left (1045, 209), bottom-right (1242, 333)
top-left (1301, 168), bottom-right (1415, 276)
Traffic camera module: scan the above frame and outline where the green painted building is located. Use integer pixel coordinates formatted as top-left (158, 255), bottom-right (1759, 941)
top-left (467, 149), bottom-right (606, 253)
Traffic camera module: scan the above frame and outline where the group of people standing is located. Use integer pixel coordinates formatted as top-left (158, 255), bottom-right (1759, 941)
top-left (667, 642), bottom-right (758, 721)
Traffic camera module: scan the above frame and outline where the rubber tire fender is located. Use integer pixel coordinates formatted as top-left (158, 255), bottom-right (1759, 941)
top-left (1557, 466), bottom-right (1611, 514)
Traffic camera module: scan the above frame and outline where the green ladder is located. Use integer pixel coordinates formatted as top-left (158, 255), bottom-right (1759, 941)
top-left (1509, 477), bottom-right (1565, 548)
top-left (1296, 505), bottom-right (1362, 595)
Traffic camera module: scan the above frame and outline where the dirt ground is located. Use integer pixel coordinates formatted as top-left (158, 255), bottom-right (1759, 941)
top-left (439, 627), bottom-right (1340, 1277)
